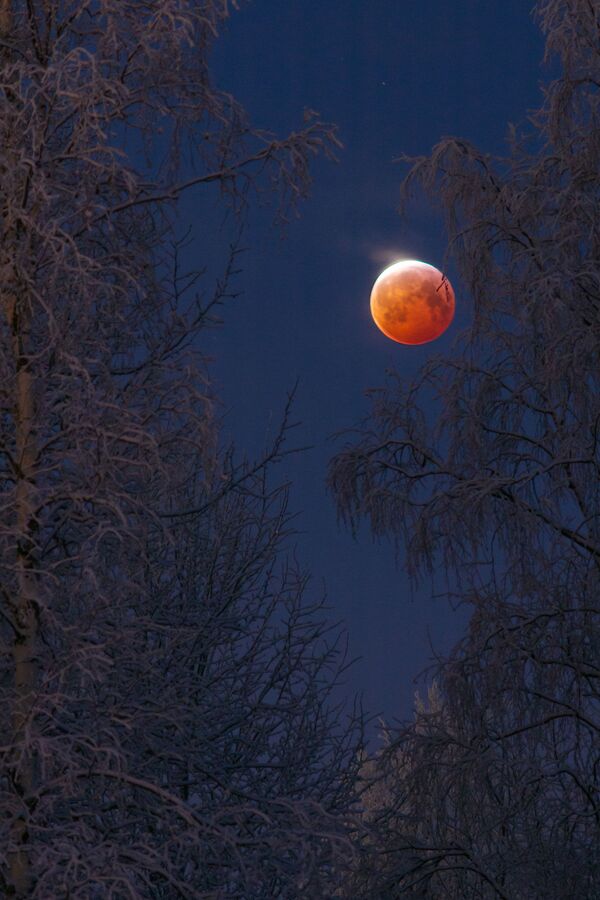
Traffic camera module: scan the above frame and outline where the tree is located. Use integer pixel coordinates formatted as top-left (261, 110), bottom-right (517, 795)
top-left (69, 396), bottom-right (363, 898)
top-left (329, 1), bottom-right (600, 896)
top-left (0, 1), bottom-right (362, 895)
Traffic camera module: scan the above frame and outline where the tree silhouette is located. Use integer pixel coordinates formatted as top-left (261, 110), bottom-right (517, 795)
top-left (330, 1), bottom-right (600, 896)
top-left (0, 2), bottom-right (362, 895)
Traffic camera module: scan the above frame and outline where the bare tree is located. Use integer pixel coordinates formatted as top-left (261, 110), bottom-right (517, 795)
top-left (330, 1), bottom-right (600, 896)
top-left (58, 394), bottom-right (363, 898)
top-left (0, 1), bottom-right (363, 896)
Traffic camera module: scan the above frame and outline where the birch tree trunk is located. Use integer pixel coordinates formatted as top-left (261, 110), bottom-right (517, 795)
top-left (1, 2), bottom-right (37, 893)
top-left (6, 284), bottom-right (38, 897)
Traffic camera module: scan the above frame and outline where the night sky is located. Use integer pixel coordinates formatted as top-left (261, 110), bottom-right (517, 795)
top-left (174, 1), bottom-right (548, 736)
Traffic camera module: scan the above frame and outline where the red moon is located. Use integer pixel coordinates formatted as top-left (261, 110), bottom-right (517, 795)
top-left (370, 259), bottom-right (455, 345)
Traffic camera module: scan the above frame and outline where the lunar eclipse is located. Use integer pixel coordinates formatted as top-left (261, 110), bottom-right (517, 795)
top-left (370, 259), bottom-right (455, 345)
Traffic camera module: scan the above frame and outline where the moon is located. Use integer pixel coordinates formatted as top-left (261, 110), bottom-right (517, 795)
top-left (370, 259), bottom-right (455, 345)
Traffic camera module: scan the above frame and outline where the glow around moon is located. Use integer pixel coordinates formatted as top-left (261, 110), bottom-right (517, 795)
top-left (370, 259), bottom-right (455, 345)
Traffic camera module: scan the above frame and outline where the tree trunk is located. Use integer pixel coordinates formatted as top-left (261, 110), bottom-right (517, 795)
top-left (6, 288), bottom-right (38, 896)
top-left (0, 0), bottom-right (10, 39)
top-left (0, 5), bottom-right (38, 892)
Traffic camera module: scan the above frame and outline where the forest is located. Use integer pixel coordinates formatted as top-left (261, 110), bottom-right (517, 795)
top-left (0, 1), bottom-right (598, 897)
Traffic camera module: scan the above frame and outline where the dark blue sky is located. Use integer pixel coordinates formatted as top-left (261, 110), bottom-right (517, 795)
top-left (176, 1), bottom-right (547, 734)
